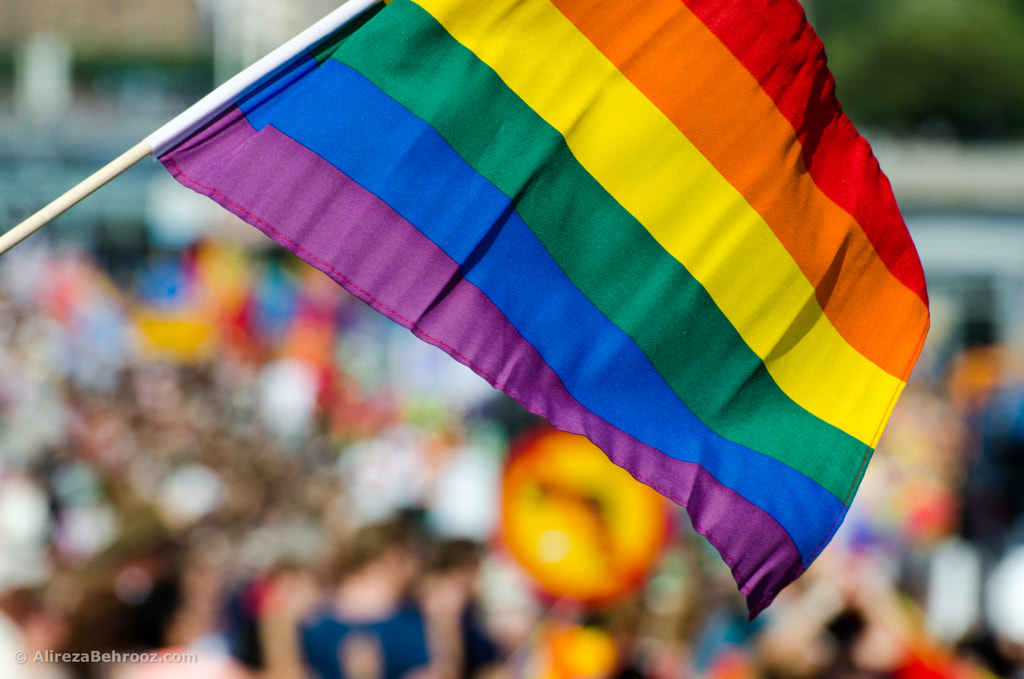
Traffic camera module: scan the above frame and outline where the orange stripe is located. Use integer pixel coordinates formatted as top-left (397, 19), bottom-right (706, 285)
top-left (550, 0), bottom-right (928, 379)
top-left (683, 0), bottom-right (927, 307)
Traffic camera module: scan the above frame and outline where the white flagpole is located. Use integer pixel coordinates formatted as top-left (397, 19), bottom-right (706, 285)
top-left (0, 0), bottom-right (380, 256)
top-left (145, 0), bottom-right (379, 155)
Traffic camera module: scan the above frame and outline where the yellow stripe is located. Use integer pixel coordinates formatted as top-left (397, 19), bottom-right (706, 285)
top-left (413, 0), bottom-right (903, 446)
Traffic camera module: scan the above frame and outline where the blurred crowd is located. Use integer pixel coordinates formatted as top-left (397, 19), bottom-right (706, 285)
top-left (1, 238), bottom-right (1024, 678)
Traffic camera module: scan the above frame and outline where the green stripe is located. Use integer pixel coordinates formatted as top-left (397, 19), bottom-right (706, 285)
top-left (328, 0), bottom-right (869, 501)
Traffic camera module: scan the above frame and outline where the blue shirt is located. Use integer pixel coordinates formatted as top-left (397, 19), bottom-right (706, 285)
top-left (301, 605), bottom-right (430, 679)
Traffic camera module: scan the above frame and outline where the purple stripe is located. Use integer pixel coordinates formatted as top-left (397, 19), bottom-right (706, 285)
top-left (160, 107), bottom-right (802, 614)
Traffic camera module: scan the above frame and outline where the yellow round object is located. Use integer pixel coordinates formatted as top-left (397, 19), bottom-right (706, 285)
top-left (501, 427), bottom-right (669, 603)
top-left (545, 624), bottom-right (618, 679)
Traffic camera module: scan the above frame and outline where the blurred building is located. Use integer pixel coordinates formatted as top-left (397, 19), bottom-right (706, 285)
top-left (0, 0), bottom-right (342, 59)
top-left (0, 0), bottom-right (201, 54)
top-left (878, 141), bottom-right (1024, 363)
top-left (0, 0), bottom-right (352, 259)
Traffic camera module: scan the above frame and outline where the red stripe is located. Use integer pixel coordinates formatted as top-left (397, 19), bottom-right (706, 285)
top-left (682, 0), bottom-right (928, 306)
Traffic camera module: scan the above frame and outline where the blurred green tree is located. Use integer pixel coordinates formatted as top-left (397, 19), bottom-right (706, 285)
top-left (804, 0), bottom-right (1024, 139)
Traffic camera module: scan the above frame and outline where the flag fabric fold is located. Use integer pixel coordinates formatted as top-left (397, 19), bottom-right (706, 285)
top-left (156, 0), bottom-right (929, 615)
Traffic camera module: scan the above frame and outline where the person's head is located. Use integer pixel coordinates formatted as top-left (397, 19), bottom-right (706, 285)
top-left (426, 538), bottom-right (482, 590)
top-left (333, 519), bottom-right (421, 590)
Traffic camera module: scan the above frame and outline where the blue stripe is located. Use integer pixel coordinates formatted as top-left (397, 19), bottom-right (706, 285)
top-left (238, 56), bottom-right (841, 561)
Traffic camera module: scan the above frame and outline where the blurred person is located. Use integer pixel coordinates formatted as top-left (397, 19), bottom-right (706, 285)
top-left (238, 561), bottom-right (322, 677)
top-left (418, 539), bottom-right (501, 679)
top-left (784, 555), bottom-right (993, 679)
top-left (261, 519), bottom-right (432, 679)
top-left (0, 473), bottom-right (52, 589)
top-left (0, 586), bottom-right (70, 679)
top-left (103, 541), bottom-right (251, 679)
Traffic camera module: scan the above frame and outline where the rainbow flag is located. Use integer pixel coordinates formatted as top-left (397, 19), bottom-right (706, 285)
top-left (152, 0), bottom-right (929, 614)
